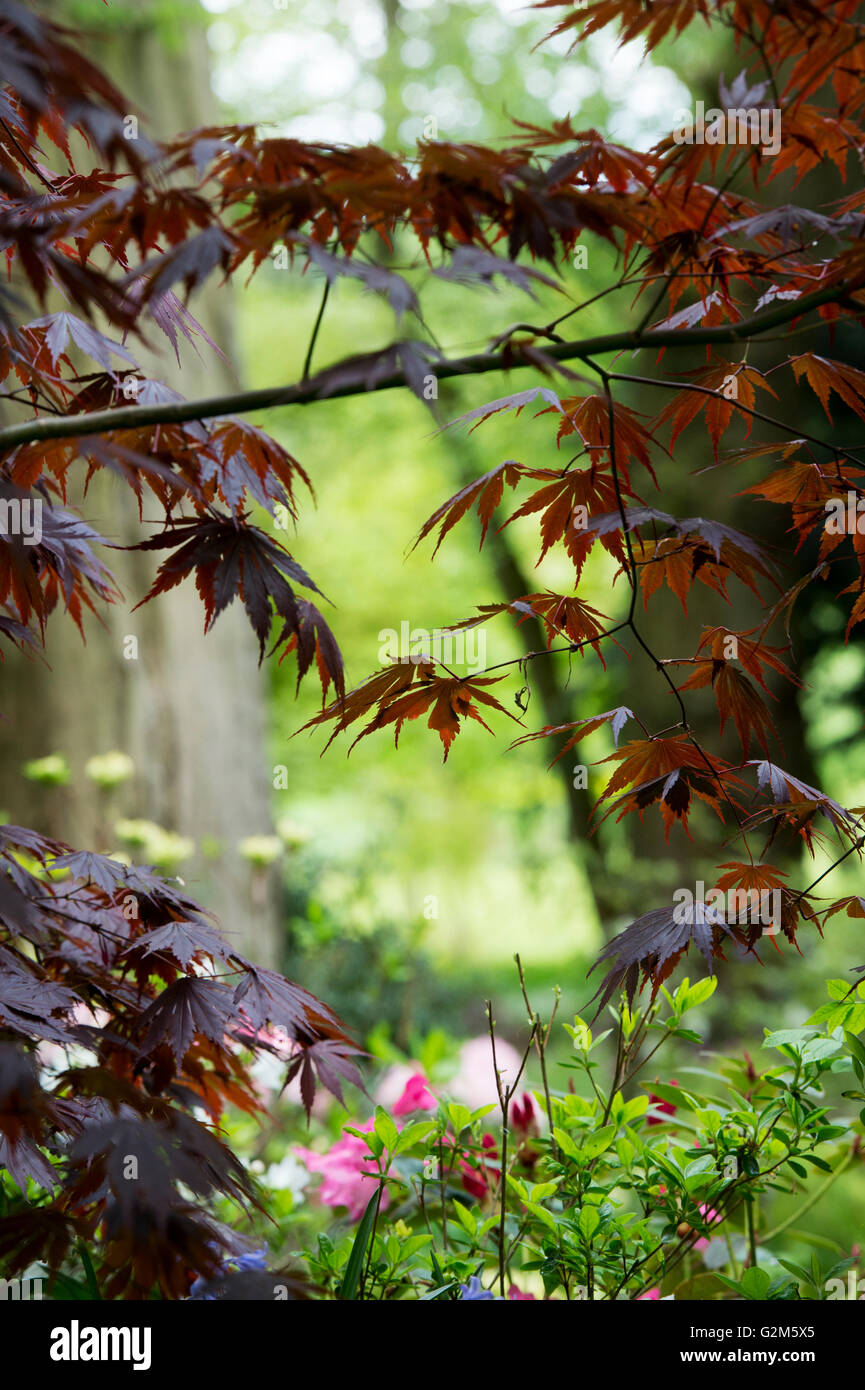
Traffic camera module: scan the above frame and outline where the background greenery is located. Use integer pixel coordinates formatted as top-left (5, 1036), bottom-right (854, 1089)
top-left (20, 0), bottom-right (865, 1271)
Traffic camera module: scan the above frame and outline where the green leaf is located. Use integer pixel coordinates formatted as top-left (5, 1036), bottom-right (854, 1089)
top-left (579, 1206), bottom-right (600, 1241)
top-left (338, 1187), bottom-right (382, 1301)
top-left (740, 1266), bottom-right (771, 1299)
top-left (616, 1136), bottom-right (636, 1167)
top-left (684, 1154), bottom-right (716, 1181)
top-left (525, 1200), bottom-right (556, 1232)
top-left (470, 1104), bottom-right (497, 1123)
top-left (845, 1003), bottom-right (865, 1034)
top-left (651, 1151), bottom-right (685, 1189)
top-left (807, 1002), bottom-right (845, 1027)
top-left (620, 1096), bottom-right (649, 1123)
top-left (800, 1037), bottom-right (843, 1064)
top-left (681, 977), bottom-right (718, 1011)
top-left (46, 1270), bottom-right (93, 1301)
top-left (78, 1243), bottom-right (101, 1301)
top-left (452, 1199), bottom-right (477, 1237)
top-left (827, 979), bottom-right (852, 1001)
top-left (373, 1107), bottom-right (399, 1152)
top-left (553, 1127), bottom-right (581, 1160)
top-left (813, 1125), bottom-right (848, 1141)
top-left (763, 1027), bottom-right (817, 1050)
top-left (640, 1080), bottom-right (697, 1111)
top-left (582, 1124), bottom-right (617, 1160)
top-left (801, 1154), bottom-right (833, 1172)
top-left (399, 1235), bottom-right (432, 1261)
top-left (445, 1102), bottom-right (472, 1134)
top-left (788, 1229), bottom-right (843, 1254)
top-left (395, 1120), bottom-right (437, 1153)
top-left (566, 1019), bottom-right (592, 1051)
top-left (529, 1180), bottom-right (560, 1202)
top-left (777, 1258), bottom-right (811, 1287)
top-left (845, 1029), bottom-right (865, 1069)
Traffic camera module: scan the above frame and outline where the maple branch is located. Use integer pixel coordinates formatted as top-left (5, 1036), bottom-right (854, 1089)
top-left (607, 371), bottom-right (865, 469)
top-left (301, 271), bottom-right (332, 382)
top-left (0, 116), bottom-right (57, 193)
top-left (793, 831), bottom-right (865, 905)
top-left (0, 280), bottom-right (858, 454)
top-left (479, 623), bottom-right (630, 675)
top-left (592, 364), bottom-right (689, 729)
top-left (635, 144), bottom-right (757, 333)
top-left (587, 362), bottom-right (757, 860)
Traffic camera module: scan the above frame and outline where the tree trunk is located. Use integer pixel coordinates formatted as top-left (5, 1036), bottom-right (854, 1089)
top-left (0, 4), bottom-right (280, 964)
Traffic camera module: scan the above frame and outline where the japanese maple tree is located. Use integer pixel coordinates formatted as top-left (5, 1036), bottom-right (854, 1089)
top-left (2, 0), bottom-right (865, 1296)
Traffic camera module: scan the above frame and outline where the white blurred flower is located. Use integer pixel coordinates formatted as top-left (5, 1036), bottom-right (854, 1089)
top-left (237, 835), bottom-right (283, 867)
top-left (275, 817), bottom-right (311, 849)
top-left (85, 751), bottom-right (135, 788)
top-left (264, 1153), bottom-right (309, 1202)
top-left (114, 819), bottom-right (194, 870)
top-left (449, 1035), bottom-right (522, 1111)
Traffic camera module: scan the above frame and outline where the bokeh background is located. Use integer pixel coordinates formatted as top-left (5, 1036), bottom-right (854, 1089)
top-left (6, 0), bottom-right (865, 1256)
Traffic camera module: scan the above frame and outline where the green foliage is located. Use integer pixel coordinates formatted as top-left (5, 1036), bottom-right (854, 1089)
top-left (287, 973), bottom-right (865, 1301)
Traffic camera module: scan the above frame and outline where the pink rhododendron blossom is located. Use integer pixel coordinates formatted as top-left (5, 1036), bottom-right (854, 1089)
top-left (511, 1093), bottom-right (538, 1136)
top-left (647, 1079), bottom-right (678, 1125)
top-left (511, 1092), bottom-right (541, 1171)
top-left (374, 1062), bottom-right (425, 1110)
top-left (296, 1074), bottom-right (435, 1219)
top-left (694, 1203), bottom-right (721, 1252)
top-left (450, 1035), bottom-right (522, 1111)
top-left (460, 1132), bottom-right (499, 1200)
top-left (295, 1121), bottom-right (388, 1222)
top-left (392, 1073), bottom-right (437, 1116)
top-left (638, 1287), bottom-right (660, 1300)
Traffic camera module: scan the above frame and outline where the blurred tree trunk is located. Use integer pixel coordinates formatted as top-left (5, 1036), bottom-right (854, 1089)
top-left (0, 2), bottom-right (280, 964)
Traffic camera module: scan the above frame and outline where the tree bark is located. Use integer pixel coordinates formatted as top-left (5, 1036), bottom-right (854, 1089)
top-left (0, 3), bottom-right (280, 964)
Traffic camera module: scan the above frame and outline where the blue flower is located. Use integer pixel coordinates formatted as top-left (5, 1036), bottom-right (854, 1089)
top-left (232, 1248), bottom-right (269, 1272)
top-left (459, 1276), bottom-right (494, 1301)
top-left (189, 1246), bottom-right (269, 1298)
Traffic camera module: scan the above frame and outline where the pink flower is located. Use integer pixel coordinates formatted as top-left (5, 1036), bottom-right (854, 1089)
top-left (460, 1132), bottom-right (499, 1200)
top-left (511, 1093), bottom-right (538, 1137)
top-left (450, 1035), bottom-right (522, 1111)
top-left (647, 1079), bottom-right (678, 1125)
top-left (374, 1062), bottom-right (424, 1110)
top-left (508, 1285), bottom-right (536, 1300)
top-left (295, 1121), bottom-right (388, 1222)
top-left (638, 1287), bottom-right (660, 1300)
top-left (297, 1073), bottom-right (435, 1220)
top-left (694, 1203), bottom-right (720, 1253)
top-left (392, 1073), bottom-right (437, 1116)
top-left (511, 1092), bottom-right (541, 1171)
